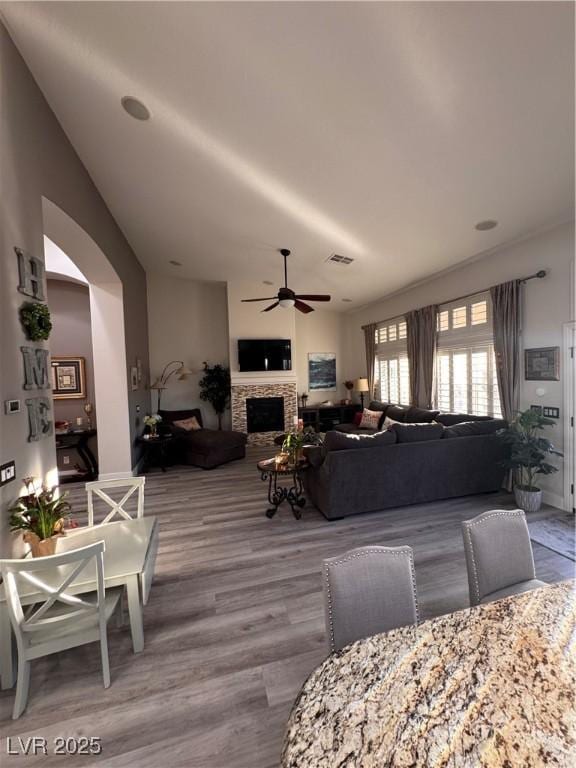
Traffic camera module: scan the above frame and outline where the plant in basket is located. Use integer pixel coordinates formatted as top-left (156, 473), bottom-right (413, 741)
top-left (9, 478), bottom-right (73, 557)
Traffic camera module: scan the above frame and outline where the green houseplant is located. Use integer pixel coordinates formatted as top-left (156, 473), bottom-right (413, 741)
top-left (199, 362), bottom-right (231, 430)
top-left (498, 409), bottom-right (563, 512)
top-left (9, 478), bottom-right (72, 557)
top-left (282, 426), bottom-right (322, 465)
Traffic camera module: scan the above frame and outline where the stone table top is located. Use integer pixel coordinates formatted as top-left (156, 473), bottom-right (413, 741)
top-left (282, 581), bottom-right (576, 768)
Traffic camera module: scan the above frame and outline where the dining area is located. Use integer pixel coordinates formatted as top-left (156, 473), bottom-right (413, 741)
top-left (282, 510), bottom-right (576, 767)
top-left (0, 477), bottom-right (158, 720)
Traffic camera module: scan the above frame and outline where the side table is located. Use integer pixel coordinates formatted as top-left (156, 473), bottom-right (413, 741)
top-left (257, 458), bottom-right (308, 519)
top-left (137, 435), bottom-right (174, 473)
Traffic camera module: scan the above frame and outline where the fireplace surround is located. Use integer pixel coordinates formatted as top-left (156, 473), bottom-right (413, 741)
top-left (231, 381), bottom-right (298, 445)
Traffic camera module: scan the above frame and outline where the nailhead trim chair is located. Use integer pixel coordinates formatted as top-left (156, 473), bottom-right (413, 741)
top-left (462, 509), bottom-right (546, 606)
top-left (322, 545), bottom-right (419, 653)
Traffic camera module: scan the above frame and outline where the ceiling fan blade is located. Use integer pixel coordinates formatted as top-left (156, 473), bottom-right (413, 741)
top-left (262, 301), bottom-right (280, 312)
top-left (295, 294), bottom-right (331, 302)
top-left (241, 297), bottom-right (277, 302)
top-left (294, 299), bottom-right (314, 314)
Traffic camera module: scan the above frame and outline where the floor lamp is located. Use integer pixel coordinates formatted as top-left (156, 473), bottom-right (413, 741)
top-left (150, 360), bottom-right (193, 411)
top-left (354, 378), bottom-right (369, 409)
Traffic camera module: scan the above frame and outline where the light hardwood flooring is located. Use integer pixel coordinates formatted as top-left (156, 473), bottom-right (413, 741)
top-left (1, 447), bottom-right (574, 767)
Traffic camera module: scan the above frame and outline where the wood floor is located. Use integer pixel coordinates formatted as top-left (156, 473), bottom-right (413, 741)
top-left (1, 447), bottom-right (574, 767)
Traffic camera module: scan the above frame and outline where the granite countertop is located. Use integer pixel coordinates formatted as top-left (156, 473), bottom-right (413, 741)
top-left (282, 581), bottom-right (576, 767)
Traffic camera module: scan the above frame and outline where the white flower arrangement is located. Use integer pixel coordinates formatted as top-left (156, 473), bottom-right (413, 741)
top-left (143, 414), bottom-right (162, 427)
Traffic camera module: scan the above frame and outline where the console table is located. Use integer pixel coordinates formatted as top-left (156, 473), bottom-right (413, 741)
top-left (298, 404), bottom-right (361, 433)
top-left (55, 429), bottom-right (98, 482)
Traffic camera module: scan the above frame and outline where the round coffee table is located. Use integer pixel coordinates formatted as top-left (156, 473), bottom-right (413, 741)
top-left (257, 458), bottom-right (308, 519)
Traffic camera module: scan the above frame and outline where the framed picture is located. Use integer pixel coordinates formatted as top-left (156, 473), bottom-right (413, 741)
top-left (308, 353), bottom-right (336, 391)
top-left (130, 366), bottom-right (139, 391)
top-left (525, 347), bottom-right (560, 381)
top-left (51, 357), bottom-right (86, 399)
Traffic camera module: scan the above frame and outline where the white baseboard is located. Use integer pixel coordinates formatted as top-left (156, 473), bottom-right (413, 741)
top-left (98, 470), bottom-right (135, 481)
top-left (543, 490), bottom-right (566, 511)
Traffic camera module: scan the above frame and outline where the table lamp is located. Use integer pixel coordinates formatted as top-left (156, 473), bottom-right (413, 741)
top-left (150, 360), bottom-right (193, 410)
top-left (354, 378), bottom-right (369, 409)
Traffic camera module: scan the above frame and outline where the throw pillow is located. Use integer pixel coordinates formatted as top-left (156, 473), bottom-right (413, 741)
top-left (324, 429), bottom-right (397, 451)
top-left (173, 416), bottom-right (202, 432)
top-left (353, 411), bottom-right (363, 427)
top-left (390, 422), bottom-right (444, 443)
top-left (381, 415), bottom-right (401, 430)
top-left (358, 408), bottom-right (382, 430)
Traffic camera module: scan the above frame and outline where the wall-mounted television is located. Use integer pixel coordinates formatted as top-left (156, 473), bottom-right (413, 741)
top-left (238, 339), bottom-right (292, 372)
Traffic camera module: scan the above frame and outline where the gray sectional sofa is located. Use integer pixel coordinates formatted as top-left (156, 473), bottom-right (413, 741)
top-left (303, 402), bottom-right (507, 520)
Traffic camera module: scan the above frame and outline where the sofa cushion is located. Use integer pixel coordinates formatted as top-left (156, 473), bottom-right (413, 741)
top-left (442, 419), bottom-right (507, 439)
top-left (368, 400), bottom-right (391, 414)
top-left (436, 412), bottom-right (493, 426)
top-left (407, 406), bottom-right (440, 423)
top-left (333, 423), bottom-right (377, 435)
top-left (390, 422), bottom-right (444, 443)
top-left (324, 429), bottom-right (397, 451)
top-left (358, 408), bottom-right (382, 429)
top-left (303, 445), bottom-right (326, 467)
top-left (385, 405), bottom-right (411, 422)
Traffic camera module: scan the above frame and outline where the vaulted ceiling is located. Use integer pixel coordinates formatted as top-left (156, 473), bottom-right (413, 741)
top-left (2, 1), bottom-right (574, 309)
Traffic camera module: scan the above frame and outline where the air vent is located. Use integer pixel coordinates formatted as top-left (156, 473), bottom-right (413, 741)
top-left (326, 253), bottom-right (354, 265)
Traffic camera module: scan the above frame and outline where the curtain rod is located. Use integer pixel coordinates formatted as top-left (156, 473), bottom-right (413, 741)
top-left (361, 270), bottom-right (547, 330)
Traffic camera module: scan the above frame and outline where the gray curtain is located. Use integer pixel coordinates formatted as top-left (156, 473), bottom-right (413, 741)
top-left (363, 323), bottom-right (378, 398)
top-left (490, 280), bottom-right (521, 422)
top-left (405, 305), bottom-right (438, 408)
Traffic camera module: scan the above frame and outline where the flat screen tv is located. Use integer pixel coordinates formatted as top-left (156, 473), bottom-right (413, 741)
top-left (238, 339), bottom-right (292, 372)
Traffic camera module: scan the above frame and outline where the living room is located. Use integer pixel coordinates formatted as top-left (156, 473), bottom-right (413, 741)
top-left (0, 2), bottom-right (574, 766)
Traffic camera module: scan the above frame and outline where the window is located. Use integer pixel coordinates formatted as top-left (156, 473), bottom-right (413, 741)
top-left (374, 318), bottom-right (410, 405)
top-left (435, 293), bottom-right (502, 417)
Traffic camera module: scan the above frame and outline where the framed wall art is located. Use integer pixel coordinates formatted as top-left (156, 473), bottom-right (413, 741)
top-left (51, 357), bottom-right (86, 399)
top-left (308, 353), bottom-right (336, 390)
top-left (524, 347), bottom-right (560, 381)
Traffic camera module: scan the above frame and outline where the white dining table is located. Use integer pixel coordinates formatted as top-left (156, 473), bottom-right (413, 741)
top-left (0, 516), bottom-right (159, 690)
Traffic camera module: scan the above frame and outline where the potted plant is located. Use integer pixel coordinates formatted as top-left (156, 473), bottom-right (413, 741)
top-left (343, 380), bottom-right (354, 405)
top-left (498, 409), bottom-right (563, 512)
top-left (9, 478), bottom-right (73, 557)
top-left (199, 362), bottom-right (231, 430)
top-left (282, 430), bottom-right (307, 465)
top-left (143, 413), bottom-right (162, 437)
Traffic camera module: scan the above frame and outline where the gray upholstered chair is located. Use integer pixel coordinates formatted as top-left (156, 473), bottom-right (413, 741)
top-left (462, 509), bottom-right (546, 606)
top-left (322, 545), bottom-right (419, 653)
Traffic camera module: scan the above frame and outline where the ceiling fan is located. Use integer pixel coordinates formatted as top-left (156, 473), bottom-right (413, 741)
top-left (241, 248), bottom-right (331, 313)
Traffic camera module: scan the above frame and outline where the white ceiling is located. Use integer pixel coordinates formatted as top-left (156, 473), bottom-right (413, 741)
top-left (2, 2), bottom-right (574, 309)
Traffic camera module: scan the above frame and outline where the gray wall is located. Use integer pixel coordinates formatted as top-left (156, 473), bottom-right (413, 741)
top-left (46, 279), bottom-right (98, 472)
top-left (0, 23), bottom-right (150, 556)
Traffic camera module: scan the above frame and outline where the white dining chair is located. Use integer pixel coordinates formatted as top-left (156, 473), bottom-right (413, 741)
top-left (86, 477), bottom-right (145, 526)
top-left (85, 477), bottom-right (154, 605)
top-left (1, 541), bottom-right (121, 719)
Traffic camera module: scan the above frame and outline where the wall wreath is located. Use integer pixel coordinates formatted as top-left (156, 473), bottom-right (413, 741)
top-left (19, 301), bottom-right (52, 341)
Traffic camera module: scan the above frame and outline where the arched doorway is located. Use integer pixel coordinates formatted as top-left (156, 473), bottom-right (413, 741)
top-left (42, 197), bottom-right (132, 478)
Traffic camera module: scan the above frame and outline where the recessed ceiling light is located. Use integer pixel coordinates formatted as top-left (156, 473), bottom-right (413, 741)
top-left (121, 96), bottom-right (151, 121)
top-left (263, 280), bottom-right (274, 286)
top-left (342, 298), bottom-right (353, 302)
top-left (475, 220), bottom-right (498, 231)
top-left (169, 260), bottom-right (182, 267)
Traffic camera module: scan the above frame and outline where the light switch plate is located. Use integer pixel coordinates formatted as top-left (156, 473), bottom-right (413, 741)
top-left (543, 406), bottom-right (560, 419)
top-left (0, 460), bottom-right (16, 487)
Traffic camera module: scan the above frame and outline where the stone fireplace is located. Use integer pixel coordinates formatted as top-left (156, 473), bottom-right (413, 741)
top-left (231, 380), bottom-right (298, 446)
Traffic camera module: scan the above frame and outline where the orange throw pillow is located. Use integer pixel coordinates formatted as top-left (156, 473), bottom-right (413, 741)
top-left (173, 416), bottom-right (201, 431)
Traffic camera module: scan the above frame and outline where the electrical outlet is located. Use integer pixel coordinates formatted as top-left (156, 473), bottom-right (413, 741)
top-left (0, 460), bottom-right (16, 487)
top-left (63, 455), bottom-right (70, 465)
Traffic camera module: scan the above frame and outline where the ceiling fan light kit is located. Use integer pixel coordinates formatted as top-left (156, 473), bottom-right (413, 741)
top-left (241, 248), bottom-right (331, 313)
